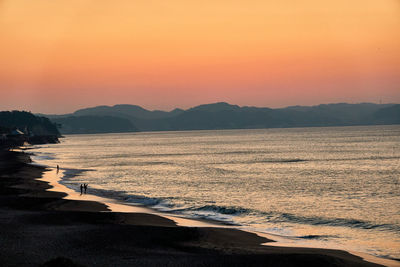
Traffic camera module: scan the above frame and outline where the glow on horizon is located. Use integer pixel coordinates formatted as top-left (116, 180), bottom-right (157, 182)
top-left (0, 0), bottom-right (399, 113)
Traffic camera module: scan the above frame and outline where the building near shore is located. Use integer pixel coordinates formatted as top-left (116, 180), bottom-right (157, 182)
top-left (9, 129), bottom-right (25, 137)
top-left (0, 128), bottom-right (26, 149)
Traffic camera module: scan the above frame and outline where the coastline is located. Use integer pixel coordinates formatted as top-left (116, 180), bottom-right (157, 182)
top-left (39, 161), bottom-right (400, 267)
top-left (0, 149), bottom-right (396, 267)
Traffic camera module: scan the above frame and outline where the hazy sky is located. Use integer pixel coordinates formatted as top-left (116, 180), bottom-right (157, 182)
top-left (1, 0), bottom-right (399, 113)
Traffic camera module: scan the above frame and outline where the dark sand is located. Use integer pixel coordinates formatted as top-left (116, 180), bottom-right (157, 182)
top-left (0, 150), bottom-right (385, 266)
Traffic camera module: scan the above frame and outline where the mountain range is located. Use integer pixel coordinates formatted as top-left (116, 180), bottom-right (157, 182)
top-left (40, 102), bottom-right (400, 134)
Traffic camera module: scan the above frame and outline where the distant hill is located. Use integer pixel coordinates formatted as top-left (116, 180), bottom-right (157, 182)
top-left (73, 104), bottom-right (183, 120)
top-left (52, 116), bottom-right (138, 134)
top-left (0, 111), bottom-right (60, 136)
top-left (370, 104), bottom-right (400, 124)
top-left (0, 111), bottom-right (60, 148)
top-left (41, 102), bottom-right (399, 134)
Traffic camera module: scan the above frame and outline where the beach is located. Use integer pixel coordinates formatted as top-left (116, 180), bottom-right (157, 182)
top-left (0, 149), bottom-right (396, 267)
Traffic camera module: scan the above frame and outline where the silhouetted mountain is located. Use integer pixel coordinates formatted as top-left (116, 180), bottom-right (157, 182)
top-left (41, 102), bottom-right (399, 133)
top-left (132, 102), bottom-right (396, 131)
top-left (0, 111), bottom-right (60, 136)
top-left (187, 102), bottom-right (241, 112)
top-left (370, 104), bottom-right (400, 124)
top-left (73, 104), bottom-right (183, 120)
top-left (0, 111), bottom-right (60, 148)
top-left (52, 116), bottom-right (138, 134)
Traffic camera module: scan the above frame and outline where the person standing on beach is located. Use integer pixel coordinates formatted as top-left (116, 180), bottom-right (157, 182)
top-left (84, 183), bottom-right (88, 194)
top-left (56, 165), bottom-right (59, 174)
top-left (80, 184), bottom-right (83, 195)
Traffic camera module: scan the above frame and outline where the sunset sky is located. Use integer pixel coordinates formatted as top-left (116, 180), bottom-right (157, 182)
top-left (1, 0), bottom-right (399, 114)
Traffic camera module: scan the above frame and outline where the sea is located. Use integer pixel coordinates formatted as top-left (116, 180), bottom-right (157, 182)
top-left (30, 125), bottom-right (400, 260)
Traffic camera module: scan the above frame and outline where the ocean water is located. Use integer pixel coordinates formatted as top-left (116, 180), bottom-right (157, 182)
top-left (31, 125), bottom-right (400, 260)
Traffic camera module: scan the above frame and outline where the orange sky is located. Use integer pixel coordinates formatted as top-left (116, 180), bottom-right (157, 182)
top-left (1, 0), bottom-right (399, 113)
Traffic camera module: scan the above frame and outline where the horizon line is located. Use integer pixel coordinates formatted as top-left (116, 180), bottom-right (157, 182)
top-left (11, 101), bottom-right (399, 115)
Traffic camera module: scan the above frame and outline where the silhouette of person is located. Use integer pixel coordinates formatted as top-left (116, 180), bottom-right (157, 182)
top-left (84, 183), bottom-right (88, 194)
top-left (80, 184), bottom-right (83, 195)
top-left (56, 165), bottom-right (59, 174)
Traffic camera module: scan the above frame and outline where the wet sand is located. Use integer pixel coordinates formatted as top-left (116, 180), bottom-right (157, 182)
top-left (39, 167), bottom-right (400, 267)
top-left (0, 150), bottom-right (395, 266)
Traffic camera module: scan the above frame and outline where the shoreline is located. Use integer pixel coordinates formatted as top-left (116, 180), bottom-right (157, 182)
top-left (40, 165), bottom-right (400, 267)
top-left (0, 149), bottom-right (397, 266)
top-left (39, 167), bottom-right (224, 228)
